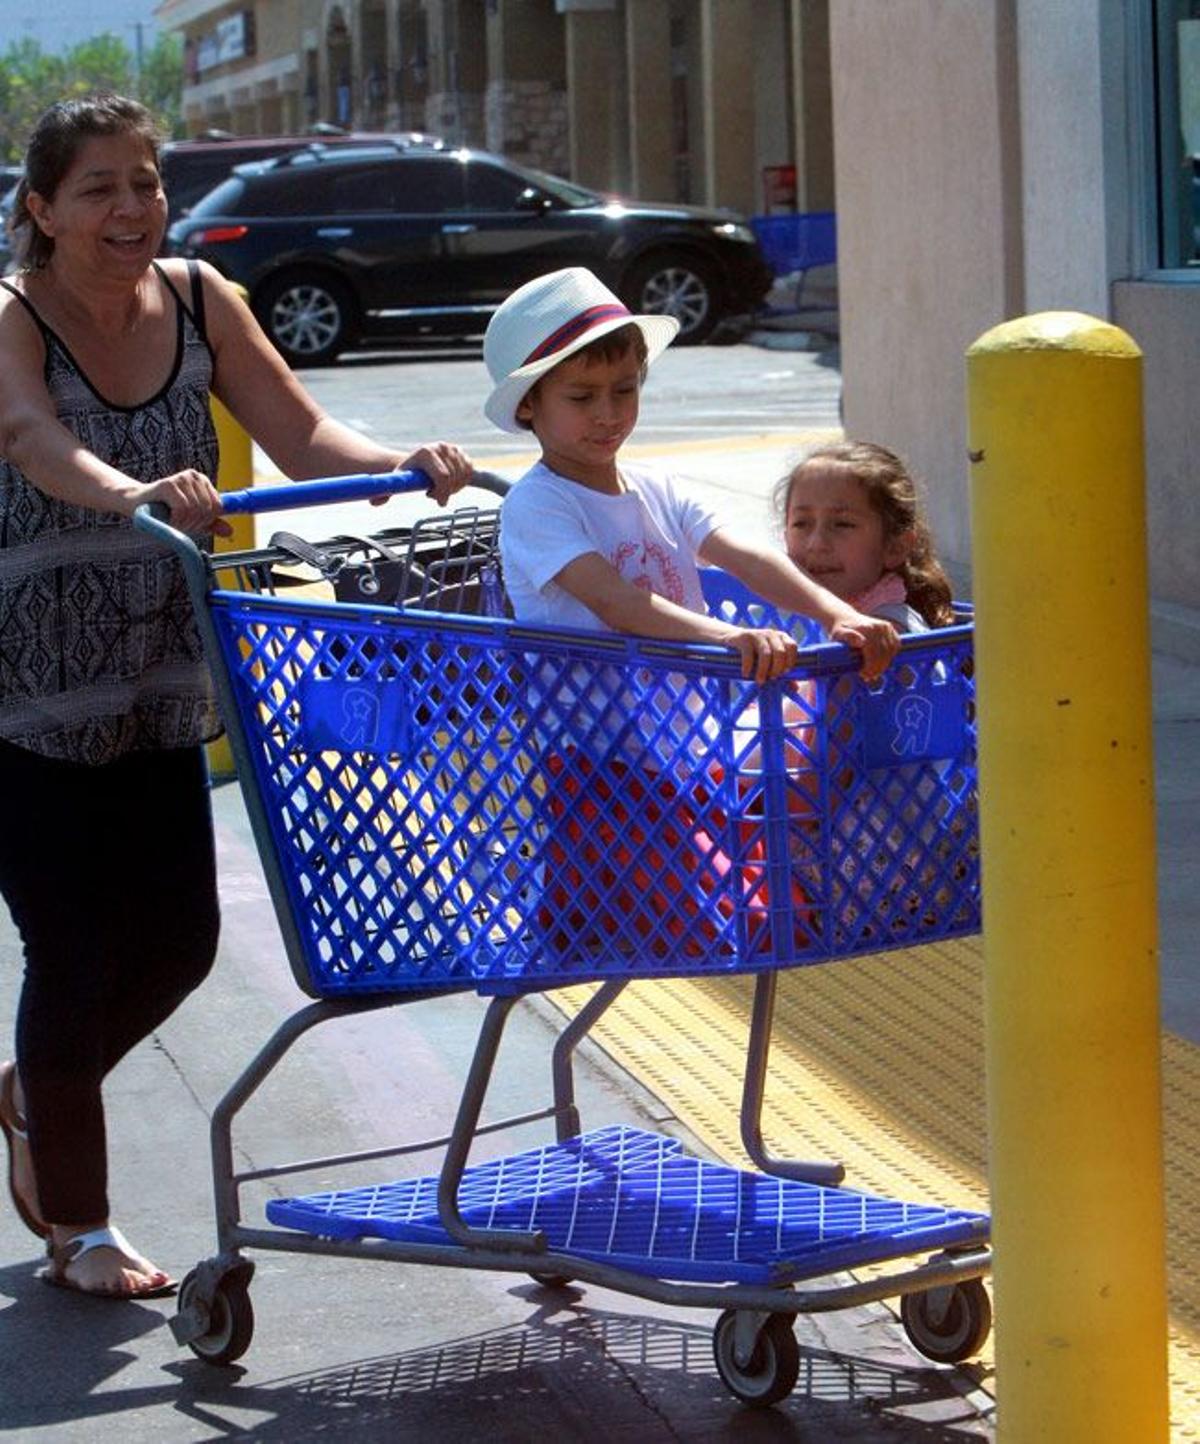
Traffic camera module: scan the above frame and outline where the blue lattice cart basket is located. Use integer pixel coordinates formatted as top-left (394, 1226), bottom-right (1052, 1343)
top-left (137, 474), bottom-right (990, 1406)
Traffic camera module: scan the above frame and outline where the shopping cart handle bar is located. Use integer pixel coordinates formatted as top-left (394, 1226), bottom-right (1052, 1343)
top-left (220, 468), bottom-right (511, 515)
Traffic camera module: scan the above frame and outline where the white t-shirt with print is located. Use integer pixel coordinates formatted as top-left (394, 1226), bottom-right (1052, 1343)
top-left (500, 459), bottom-right (730, 766)
top-left (499, 459), bottom-right (725, 629)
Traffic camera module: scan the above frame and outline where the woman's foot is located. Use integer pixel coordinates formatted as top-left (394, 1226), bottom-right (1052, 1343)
top-left (43, 1223), bottom-right (177, 1299)
top-left (0, 1060), bottom-right (49, 1240)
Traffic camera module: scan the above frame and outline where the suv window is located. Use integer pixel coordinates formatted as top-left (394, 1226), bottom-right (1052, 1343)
top-left (235, 170), bottom-right (337, 217)
top-left (187, 176), bottom-right (244, 217)
top-left (391, 157), bottom-right (466, 213)
top-left (466, 161), bottom-right (542, 212)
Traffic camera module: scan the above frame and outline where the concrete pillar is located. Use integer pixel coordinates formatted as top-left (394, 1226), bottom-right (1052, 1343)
top-left (625, 0), bottom-right (672, 200)
top-left (347, 0), bottom-right (366, 127)
top-left (385, 0), bottom-right (403, 127)
top-left (427, 0), bottom-right (488, 145)
top-left (789, 0), bottom-right (833, 211)
top-left (564, 6), bottom-right (624, 189)
top-left (321, 3), bottom-right (355, 128)
top-left (359, 1), bottom-right (389, 128)
top-left (699, 0), bottom-right (755, 212)
top-left (485, 0), bottom-right (567, 173)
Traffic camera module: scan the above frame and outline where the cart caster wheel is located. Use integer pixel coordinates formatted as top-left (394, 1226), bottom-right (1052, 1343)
top-left (900, 1279), bottom-right (992, 1364)
top-left (712, 1309), bottom-right (800, 1408)
top-left (528, 1270), bottom-right (575, 1290)
top-left (178, 1268), bottom-right (255, 1366)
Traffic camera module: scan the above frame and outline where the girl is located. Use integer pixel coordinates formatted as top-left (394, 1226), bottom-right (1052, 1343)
top-left (776, 441), bottom-right (954, 634)
top-left (777, 441), bottom-right (971, 947)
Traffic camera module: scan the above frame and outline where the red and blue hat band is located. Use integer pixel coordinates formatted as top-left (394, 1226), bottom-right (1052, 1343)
top-left (522, 302), bottom-right (632, 366)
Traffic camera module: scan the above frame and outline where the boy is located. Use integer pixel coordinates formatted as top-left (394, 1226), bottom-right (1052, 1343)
top-left (486, 267), bottom-right (898, 681)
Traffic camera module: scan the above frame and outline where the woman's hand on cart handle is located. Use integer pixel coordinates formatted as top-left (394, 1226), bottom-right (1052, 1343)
top-left (371, 441), bottom-right (474, 508)
top-left (139, 470), bottom-right (233, 538)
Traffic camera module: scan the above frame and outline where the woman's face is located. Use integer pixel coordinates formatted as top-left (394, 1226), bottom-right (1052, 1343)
top-left (784, 462), bottom-right (909, 601)
top-left (27, 131), bottom-right (166, 279)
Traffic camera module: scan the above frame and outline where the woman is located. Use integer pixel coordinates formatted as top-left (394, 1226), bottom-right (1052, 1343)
top-left (0, 93), bottom-right (473, 1299)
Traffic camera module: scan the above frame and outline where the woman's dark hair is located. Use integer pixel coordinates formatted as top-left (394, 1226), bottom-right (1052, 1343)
top-left (11, 92), bottom-right (164, 270)
top-left (777, 439), bottom-right (956, 627)
top-left (517, 321), bottom-right (650, 429)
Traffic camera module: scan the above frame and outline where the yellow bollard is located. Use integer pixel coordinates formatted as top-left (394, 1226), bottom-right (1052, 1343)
top-left (206, 387), bottom-right (255, 781)
top-left (967, 312), bottom-right (1169, 1442)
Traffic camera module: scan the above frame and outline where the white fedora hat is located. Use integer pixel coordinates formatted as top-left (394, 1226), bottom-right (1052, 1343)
top-left (483, 267), bottom-right (679, 434)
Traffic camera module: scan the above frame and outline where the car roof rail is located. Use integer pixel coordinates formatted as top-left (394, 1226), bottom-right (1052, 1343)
top-left (262, 141), bottom-right (440, 172)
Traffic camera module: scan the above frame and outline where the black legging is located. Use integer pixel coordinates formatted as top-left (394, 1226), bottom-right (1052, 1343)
top-left (0, 737), bottom-right (219, 1224)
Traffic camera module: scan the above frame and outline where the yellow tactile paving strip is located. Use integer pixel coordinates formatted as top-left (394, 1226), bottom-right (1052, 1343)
top-left (556, 937), bottom-right (1200, 1439)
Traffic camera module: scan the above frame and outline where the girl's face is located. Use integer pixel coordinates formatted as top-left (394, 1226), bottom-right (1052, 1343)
top-left (784, 463), bottom-right (910, 601)
top-left (27, 132), bottom-right (166, 279)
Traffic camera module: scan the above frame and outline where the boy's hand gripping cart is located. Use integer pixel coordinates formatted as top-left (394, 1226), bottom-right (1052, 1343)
top-left (137, 473), bottom-right (990, 1408)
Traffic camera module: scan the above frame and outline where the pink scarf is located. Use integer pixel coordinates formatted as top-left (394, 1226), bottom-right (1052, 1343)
top-left (851, 571), bottom-right (908, 614)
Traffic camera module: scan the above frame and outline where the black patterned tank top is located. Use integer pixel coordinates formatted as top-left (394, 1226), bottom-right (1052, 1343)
top-left (0, 262), bottom-right (222, 765)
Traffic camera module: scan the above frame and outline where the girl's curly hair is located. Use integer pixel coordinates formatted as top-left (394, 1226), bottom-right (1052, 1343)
top-left (776, 440), bottom-right (955, 627)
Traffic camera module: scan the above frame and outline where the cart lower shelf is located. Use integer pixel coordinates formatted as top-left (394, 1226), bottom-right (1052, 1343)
top-left (266, 1125), bottom-right (988, 1284)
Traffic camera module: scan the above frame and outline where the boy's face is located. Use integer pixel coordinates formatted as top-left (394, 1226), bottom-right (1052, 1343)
top-left (516, 346), bottom-right (641, 490)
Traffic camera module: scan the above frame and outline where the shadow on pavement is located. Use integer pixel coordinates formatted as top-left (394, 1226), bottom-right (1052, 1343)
top-left (1, 1262), bottom-right (990, 1441)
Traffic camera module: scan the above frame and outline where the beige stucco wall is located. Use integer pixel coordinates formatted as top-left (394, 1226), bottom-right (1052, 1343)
top-left (829, 0), bottom-right (1198, 625)
top-left (830, 1), bottom-right (1018, 573)
top-left (1114, 282), bottom-right (1200, 612)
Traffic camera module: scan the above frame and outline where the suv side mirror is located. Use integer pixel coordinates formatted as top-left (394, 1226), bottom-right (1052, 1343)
top-left (514, 187), bottom-right (554, 214)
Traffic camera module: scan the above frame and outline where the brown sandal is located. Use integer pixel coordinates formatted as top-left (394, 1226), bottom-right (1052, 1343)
top-left (0, 1060), bottom-right (49, 1240)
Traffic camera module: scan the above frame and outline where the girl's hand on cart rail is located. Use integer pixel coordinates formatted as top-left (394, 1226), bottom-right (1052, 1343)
top-left (721, 625), bottom-right (799, 683)
top-left (828, 612), bottom-right (900, 682)
top-left (139, 470), bottom-right (233, 538)
top-left (369, 442), bottom-right (474, 509)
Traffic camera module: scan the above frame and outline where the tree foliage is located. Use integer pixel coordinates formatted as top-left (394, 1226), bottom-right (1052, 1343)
top-left (0, 32), bottom-right (183, 165)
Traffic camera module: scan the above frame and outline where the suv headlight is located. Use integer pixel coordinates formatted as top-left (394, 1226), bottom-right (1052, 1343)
top-left (711, 222), bottom-right (756, 244)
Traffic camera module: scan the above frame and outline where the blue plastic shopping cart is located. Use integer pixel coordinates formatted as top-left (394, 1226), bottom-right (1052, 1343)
top-left (137, 473), bottom-right (989, 1408)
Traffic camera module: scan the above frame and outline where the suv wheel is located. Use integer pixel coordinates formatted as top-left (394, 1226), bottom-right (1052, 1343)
top-left (622, 254), bottom-right (720, 345)
top-left (254, 271), bottom-right (358, 367)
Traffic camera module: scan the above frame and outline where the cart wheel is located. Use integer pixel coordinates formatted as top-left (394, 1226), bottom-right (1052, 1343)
top-left (527, 1270), bottom-right (575, 1290)
top-left (178, 1268), bottom-right (255, 1366)
top-left (900, 1280), bottom-right (992, 1364)
top-left (712, 1309), bottom-right (800, 1408)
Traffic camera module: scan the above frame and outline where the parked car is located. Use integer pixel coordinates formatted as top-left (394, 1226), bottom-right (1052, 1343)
top-left (0, 178), bottom-right (20, 276)
top-left (165, 144), bottom-right (773, 364)
top-left (160, 130), bottom-right (444, 222)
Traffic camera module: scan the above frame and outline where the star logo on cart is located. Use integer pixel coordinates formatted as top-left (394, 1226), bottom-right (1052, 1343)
top-left (340, 688), bottom-right (381, 747)
top-left (891, 695), bottom-right (934, 757)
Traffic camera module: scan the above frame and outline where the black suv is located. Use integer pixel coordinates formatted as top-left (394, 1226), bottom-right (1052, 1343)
top-left (165, 144), bottom-right (773, 364)
top-left (160, 131), bottom-right (443, 222)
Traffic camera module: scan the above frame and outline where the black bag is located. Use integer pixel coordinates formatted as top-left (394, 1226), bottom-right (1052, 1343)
top-left (268, 507), bottom-right (507, 617)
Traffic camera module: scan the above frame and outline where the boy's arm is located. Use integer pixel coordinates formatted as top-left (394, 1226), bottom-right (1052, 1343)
top-left (698, 528), bottom-right (900, 680)
top-left (554, 552), bottom-right (797, 682)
